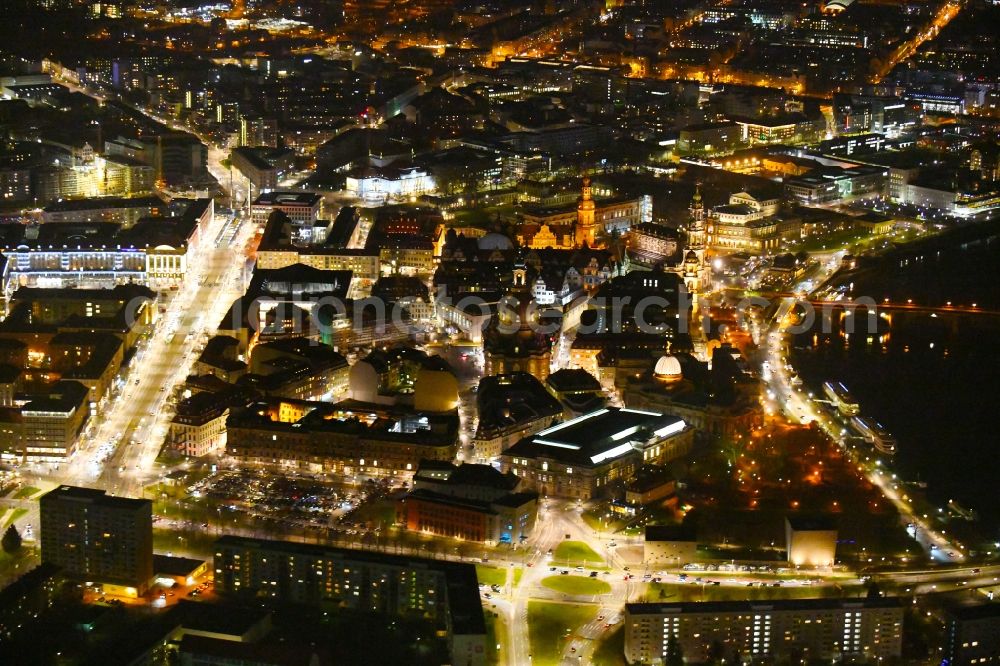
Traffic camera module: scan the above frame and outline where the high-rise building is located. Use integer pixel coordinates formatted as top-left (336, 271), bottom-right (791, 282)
top-left (239, 115), bottom-right (279, 148)
top-left (39, 486), bottom-right (153, 597)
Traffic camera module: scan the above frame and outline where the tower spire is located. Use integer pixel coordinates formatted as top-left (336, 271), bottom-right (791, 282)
top-left (575, 176), bottom-right (598, 248)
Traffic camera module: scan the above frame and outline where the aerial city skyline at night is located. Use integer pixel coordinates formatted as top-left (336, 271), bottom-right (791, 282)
top-left (0, 0), bottom-right (998, 663)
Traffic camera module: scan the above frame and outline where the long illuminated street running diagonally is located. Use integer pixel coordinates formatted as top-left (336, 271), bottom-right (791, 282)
top-left (759, 260), bottom-right (966, 565)
top-left (51, 213), bottom-right (252, 499)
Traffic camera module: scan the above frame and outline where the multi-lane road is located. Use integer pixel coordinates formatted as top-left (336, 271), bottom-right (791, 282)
top-left (25, 205), bottom-right (252, 504)
top-left (14, 73), bottom-right (253, 509)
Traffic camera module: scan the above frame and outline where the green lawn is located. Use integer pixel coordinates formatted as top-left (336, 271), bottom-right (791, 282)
top-left (12, 486), bottom-right (41, 500)
top-left (593, 626), bottom-right (626, 665)
top-left (527, 602), bottom-right (597, 666)
top-left (4, 508), bottom-right (27, 527)
top-left (541, 575), bottom-right (611, 596)
top-left (483, 611), bottom-right (504, 665)
top-left (512, 568), bottom-right (523, 587)
top-left (476, 565), bottom-right (507, 588)
top-left (552, 540), bottom-right (604, 566)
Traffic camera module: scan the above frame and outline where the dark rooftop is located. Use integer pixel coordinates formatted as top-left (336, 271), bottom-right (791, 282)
top-left (786, 514), bottom-right (838, 532)
top-left (626, 597), bottom-right (903, 616)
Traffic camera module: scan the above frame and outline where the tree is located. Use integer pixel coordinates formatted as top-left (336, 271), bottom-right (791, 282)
top-left (1, 524), bottom-right (22, 553)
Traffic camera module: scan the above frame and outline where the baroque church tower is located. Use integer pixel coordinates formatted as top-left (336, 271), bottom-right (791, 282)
top-left (681, 185), bottom-right (711, 296)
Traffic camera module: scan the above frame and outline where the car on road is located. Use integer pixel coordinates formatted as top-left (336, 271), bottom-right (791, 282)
top-left (589, 571), bottom-right (598, 578)
top-left (550, 567), bottom-right (557, 572)
top-left (560, 570), bottom-right (569, 575)
top-left (575, 566), bottom-right (584, 571)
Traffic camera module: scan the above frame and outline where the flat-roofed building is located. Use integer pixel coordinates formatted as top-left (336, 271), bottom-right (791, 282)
top-left (254, 209), bottom-right (380, 286)
top-left (786, 515), bottom-right (838, 567)
top-left (250, 191), bottom-right (323, 227)
top-left (213, 536), bottom-right (487, 666)
top-left (644, 524), bottom-right (698, 566)
top-left (20, 380), bottom-right (90, 461)
top-left (231, 146), bottom-right (295, 190)
top-left (784, 165), bottom-right (888, 206)
top-left (398, 461), bottom-right (539, 543)
top-left (678, 121), bottom-right (743, 154)
top-left (226, 398), bottom-right (459, 476)
top-left (624, 597), bottom-right (904, 664)
top-left (1, 198), bottom-right (213, 297)
top-left (39, 485), bottom-right (153, 597)
top-left (946, 603), bottom-right (1000, 666)
top-left (500, 407), bottom-right (693, 499)
top-left (42, 195), bottom-right (165, 227)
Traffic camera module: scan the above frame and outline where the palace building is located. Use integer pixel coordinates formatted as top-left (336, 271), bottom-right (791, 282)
top-left (705, 190), bottom-right (799, 254)
top-left (516, 178), bottom-right (642, 250)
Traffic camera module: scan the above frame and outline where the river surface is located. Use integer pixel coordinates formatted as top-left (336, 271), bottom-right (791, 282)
top-left (791, 225), bottom-right (1000, 529)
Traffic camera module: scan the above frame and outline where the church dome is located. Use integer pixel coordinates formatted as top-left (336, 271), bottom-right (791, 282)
top-left (478, 232), bottom-right (514, 250)
top-left (653, 354), bottom-right (683, 383)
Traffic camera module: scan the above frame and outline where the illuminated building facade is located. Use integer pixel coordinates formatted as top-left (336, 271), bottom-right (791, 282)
top-left (225, 399), bottom-right (460, 476)
top-left (785, 515), bottom-right (838, 567)
top-left (0, 198), bottom-right (213, 302)
top-left (396, 461), bottom-right (538, 544)
top-left (517, 179), bottom-right (643, 250)
top-left (39, 485), bottom-right (153, 597)
top-left (624, 598), bottom-right (903, 664)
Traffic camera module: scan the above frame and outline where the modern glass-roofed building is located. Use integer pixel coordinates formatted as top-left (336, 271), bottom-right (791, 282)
top-left (499, 407), bottom-right (693, 499)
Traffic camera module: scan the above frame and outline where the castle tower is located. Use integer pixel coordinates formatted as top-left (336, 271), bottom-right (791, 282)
top-left (575, 177), bottom-right (598, 248)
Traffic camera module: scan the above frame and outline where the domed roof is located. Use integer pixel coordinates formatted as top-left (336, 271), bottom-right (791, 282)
top-left (478, 232), bottom-right (514, 250)
top-left (653, 354), bottom-right (683, 379)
